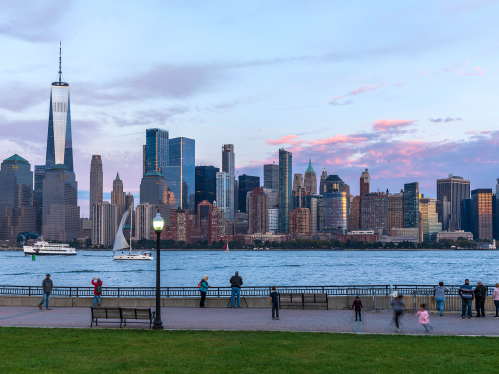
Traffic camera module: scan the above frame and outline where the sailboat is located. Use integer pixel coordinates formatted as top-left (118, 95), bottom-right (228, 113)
top-left (223, 243), bottom-right (230, 252)
top-left (113, 206), bottom-right (153, 261)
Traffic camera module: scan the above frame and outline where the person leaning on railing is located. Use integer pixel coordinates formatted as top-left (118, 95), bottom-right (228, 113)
top-left (494, 283), bottom-right (499, 318)
top-left (433, 282), bottom-right (449, 316)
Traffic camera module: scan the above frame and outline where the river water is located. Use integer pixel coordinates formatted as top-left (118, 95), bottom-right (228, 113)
top-left (0, 250), bottom-right (498, 287)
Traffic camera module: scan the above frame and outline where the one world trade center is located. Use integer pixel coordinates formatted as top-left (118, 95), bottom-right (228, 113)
top-left (45, 42), bottom-right (73, 172)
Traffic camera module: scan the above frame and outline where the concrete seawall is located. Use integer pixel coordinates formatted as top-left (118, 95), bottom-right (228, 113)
top-left (2, 295), bottom-right (496, 311)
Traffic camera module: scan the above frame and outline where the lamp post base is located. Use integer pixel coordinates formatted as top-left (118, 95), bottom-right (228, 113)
top-left (153, 318), bottom-right (164, 330)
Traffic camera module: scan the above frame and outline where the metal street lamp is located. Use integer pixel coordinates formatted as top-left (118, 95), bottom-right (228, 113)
top-left (152, 212), bottom-right (164, 330)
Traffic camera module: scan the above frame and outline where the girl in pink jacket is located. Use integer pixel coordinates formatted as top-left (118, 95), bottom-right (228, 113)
top-left (415, 304), bottom-right (432, 333)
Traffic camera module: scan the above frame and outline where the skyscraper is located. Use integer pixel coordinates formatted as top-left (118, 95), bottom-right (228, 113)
top-left (140, 171), bottom-right (172, 226)
top-left (238, 174), bottom-right (260, 213)
top-left (278, 149), bottom-right (292, 233)
top-left (143, 129), bottom-right (169, 174)
top-left (216, 171), bottom-right (230, 218)
top-left (222, 144), bottom-right (235, 221)
top-left (387, 191), bottom-right (404, 235)
top-left (360, 169), bottom-right (370, 197)
top-left (361, 192), bottom-right (387, 233)
top-left (111, 173), bottom-right (125, 222)
top-left (304, 158), bottom-right (317, 195)
top-left (403, 182), bottom-right (419, 229)
top-left (319, 166), bottom-right (328, 195)
top-left (247, 187), bottom-right (268, 234)
top-left (163, 137), bottom-right (195, 210)
top-left (323, 192), bottom-right (349, 232)
top-left (0, 155), bottom-right (36, 241)
top-left (264, 163), bottom-right (279, 191)
top-left (290, 207), bottom-right (312, 235)
top-left (45, 43), bottom-right (73, 172)
top-left (293, 173), bottom-right (304, 192)
top-left (436, 174), bottom-right (470, 230)
top-left (34, 165), bottom-right (45, 233)
top-left (135, 203), bottom-right (156, 240)
top-left (89, 155), bottom-right (103, 217)
top-left (471, 189), bottom-right (493, 240)
top-left (460, 199), bottom-right (472, 233)
top-left (91, 202), bottom-right (117, 247)
top-left (419, 198), bottom-right (441, 242)
top-left (42, 164), bottom-right (80, 242)
top-left (195, 166), bottom-right (219, 209)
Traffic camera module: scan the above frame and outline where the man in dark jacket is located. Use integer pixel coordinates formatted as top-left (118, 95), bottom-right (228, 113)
top-left (38, 274), bottom-right (53, 310)
top-left (230, 271), bottom-right (243, 308)
top-left (475, 281), bottom-right (488, 317)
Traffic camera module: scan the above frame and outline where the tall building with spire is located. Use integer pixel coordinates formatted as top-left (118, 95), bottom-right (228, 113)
top-left (319, 166), bottom-right (328, 195)
top-left (45, 42), bottom-right (73, 172)
top-left (304, 158), bottom-right (317, 194)
top-left (222, 145), bottom-right (235, 221)
top-left (89, 155), bottom-right (103, 217)
top-left (111, 173), bottom-right (125, 222)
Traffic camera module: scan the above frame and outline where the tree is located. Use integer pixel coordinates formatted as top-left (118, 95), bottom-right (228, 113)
top-left (254, 239), bottom-right (263, 248)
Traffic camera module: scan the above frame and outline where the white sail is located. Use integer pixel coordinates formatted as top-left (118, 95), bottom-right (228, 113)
top-left (113, 207), bottom-right (130, 251)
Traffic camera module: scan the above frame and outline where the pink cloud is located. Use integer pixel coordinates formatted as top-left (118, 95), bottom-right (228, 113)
top-left (265, 135), bottom-right (301, 145)
top-left (462, 67), bottom-right (485, 76)
top-left (348, 84), bottom-right (384, 95)
top-left (372, 119), bottom-right (415, 132)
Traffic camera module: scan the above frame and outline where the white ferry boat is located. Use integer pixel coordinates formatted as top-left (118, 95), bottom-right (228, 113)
top-left (24, 241), bottom-right (77, 256)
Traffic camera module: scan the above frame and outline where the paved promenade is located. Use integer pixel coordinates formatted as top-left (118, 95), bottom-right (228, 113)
top-left (1, 306), bottom-right (498, 335)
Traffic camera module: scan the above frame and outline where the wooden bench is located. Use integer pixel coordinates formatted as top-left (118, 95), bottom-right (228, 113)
top-left (90, 307), bottom-right (155, 328)
top-left (279, 293), bottom-right (328, 310)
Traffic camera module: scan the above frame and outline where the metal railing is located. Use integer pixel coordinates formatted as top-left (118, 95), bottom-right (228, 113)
top-left (1, 284), bottom-right (496, 312)
top-left (0, 285), bottom-right (390, 298)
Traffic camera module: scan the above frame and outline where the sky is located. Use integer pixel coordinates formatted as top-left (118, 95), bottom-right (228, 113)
top-left (1, 0), bottom-right (499, 217)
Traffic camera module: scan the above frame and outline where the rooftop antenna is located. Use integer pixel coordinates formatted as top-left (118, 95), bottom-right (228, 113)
top-left (58, 41), bottom-right (62, 83)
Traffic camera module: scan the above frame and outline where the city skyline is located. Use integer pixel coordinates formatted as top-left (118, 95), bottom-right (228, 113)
top-left (1, 2), bottom-right (499, 217)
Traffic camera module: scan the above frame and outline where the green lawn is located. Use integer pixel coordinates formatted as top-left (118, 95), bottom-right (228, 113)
top-left (1, 328), bottom-right (498, 373)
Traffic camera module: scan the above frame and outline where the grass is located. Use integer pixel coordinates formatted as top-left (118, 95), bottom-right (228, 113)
top-left (1, 328), bottom-right (498, 373)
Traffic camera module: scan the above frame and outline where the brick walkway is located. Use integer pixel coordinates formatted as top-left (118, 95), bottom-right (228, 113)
top-left (0, 307), bottom-right (498, 335)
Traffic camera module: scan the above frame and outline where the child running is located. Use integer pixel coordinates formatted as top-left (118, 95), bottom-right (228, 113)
top-left (415, 303), bottom-right (432, 333)
top-left (351, 295), bottom-right (363, 321)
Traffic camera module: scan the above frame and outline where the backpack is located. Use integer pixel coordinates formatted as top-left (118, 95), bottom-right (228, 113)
top-left (97, 284), bottom-right (102, 294)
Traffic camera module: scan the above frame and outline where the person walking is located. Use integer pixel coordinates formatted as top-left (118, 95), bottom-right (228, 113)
top-left (391, 294), bottom-right (405, 333)
top-left (230, 271), bottom-right (243, 308)
top-left (270, 286), bottom-right (279, 320)
top-left (474, 281), bottom-right (488, 317)
top-left (92, 278), bottom-right (103, 307)
top-left (38, 274), bottom-right (53, 310)
top-left (199, 276), bottom-right (211, 308)
top-left (433, 282), bottom-right (450, 316)
top-left (415, 304), bottom-right (432, 333)
top-left (352, 295), bottom-right (363, 321)
top-left (459, 279), bottom-right (474, 319)
top-left (493, 283), bottom-right (499, 318)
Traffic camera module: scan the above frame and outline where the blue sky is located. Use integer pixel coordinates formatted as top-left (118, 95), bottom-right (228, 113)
top-left (1, 0), bottom-right (499, 216)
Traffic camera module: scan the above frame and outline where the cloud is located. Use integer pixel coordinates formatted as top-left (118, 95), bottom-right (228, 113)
top-left (429, 117), bottom-right (462, 123)
top-left (328, 83), bottom-right (387, 106)
top-left (0, 1), bottom-right (73, 42)
top-left (372, 119), bottom-right (415, 133)
top-left (265, 135), bottom-right (301, 145)
top-left (462, 67), bottom-right (486, 76)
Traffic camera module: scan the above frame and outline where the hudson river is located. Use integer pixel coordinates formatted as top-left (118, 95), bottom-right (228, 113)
top-left (1, 250), bottom-right (498, 287)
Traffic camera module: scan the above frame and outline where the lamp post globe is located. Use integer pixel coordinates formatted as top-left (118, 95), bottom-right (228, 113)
top-left (152, 211), bottom-right (164, 330)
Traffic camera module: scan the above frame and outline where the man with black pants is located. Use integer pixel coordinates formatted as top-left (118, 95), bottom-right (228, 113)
top-left (475, 281), bottom-right (488, 317)
top-left (230, 271), bottom-right (243, 308)
top-left (459, 279), bottom-right (474, 319)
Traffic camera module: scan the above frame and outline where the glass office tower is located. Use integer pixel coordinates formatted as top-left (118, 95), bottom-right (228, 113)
top-left (222, 145), bottom-right (235, 221)
top-left (264, 163), bottom-right (279, 191)
top-left (163, 137), bottom-right (195, 211)
top-left (0, 155), bottom-right (36, 240)
top-left (238, 174), bottom-right (260, 213)
top-left (278, 149), bottom-right (292, 233)
top-left (471, 189), bottom-right (493, 240)
top-left (45, 44), bottom-right (73, 172)
top-left (34, 165), bottom-right (45, 233)
top-left (143, 129), bottom-right (169, 174)
top-left (195, 166), bottom-right (219, 208)
top-left (403, 182), bottom-right (419, 229)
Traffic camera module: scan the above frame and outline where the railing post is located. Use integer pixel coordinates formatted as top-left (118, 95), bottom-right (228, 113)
top-left (28, 286), bottom-right (31, 297)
